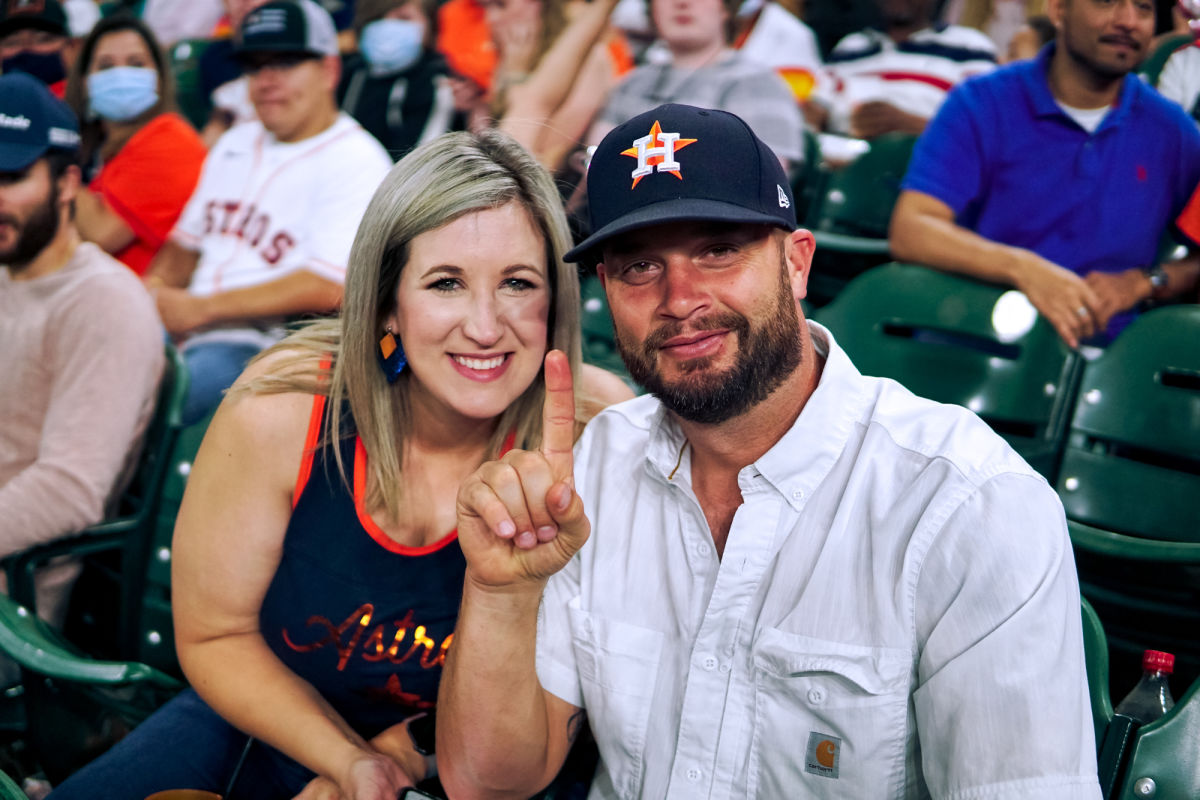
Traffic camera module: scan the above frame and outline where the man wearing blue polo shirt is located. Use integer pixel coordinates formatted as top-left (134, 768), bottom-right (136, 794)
top-left (888, 0), bottom-right (1200, 348)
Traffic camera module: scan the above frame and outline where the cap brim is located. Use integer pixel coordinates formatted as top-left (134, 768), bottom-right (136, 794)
top-left (563, 197), bottom-right (797, 263)
top-left (232, 44), bottom-right (326, 59)
top-left (0, 142), bottom-right (49, 172)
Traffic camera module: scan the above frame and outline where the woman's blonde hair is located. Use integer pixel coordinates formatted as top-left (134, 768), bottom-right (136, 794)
top-left (246, 129), bottom-right (582, 522)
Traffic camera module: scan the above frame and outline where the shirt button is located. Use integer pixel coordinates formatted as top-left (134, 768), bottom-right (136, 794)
top-left (807, 687), bottom-right (825, 704)
top-left (582, 618), bottom-right (593, 634)
top-left (718, 662), bottom-right (731, 674)
top-left (686, 768), bottom-right (702, 782)
top-left (696, 543), bottom-right (711, 557)
top-left (791, 488), bottom-right (804, 500)
top-left (702, 655), bottom-right (717, 670)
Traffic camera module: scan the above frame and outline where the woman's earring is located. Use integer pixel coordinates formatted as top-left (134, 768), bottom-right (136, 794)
top-left (378, 326), bottom-right (407, 383)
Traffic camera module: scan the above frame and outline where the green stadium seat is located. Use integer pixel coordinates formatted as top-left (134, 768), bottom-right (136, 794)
top-left (0, 409), bottom-right (214, 784)
top-left (579, 272), bottom-right (636, 390)
top-left (0, 770), bottom-right (26, 800)
top-left (814, 263), bottom-right (1083, 480)
top-left (1083, 596), bottom-right (1113, 750)
top-left (801, 133), bottom-right (917, 307)
top-left (1113, 675), bottom-right (1200, 800)
top-left (1138, 32), bottom-right (1193, 87)
top-left (168, 38), bottom-right (215, 132)
top-left (1055, 306), bottom-right (1200, 698)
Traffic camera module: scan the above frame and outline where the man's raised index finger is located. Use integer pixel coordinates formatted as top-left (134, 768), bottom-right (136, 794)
top-left (541, 349), bottom-right (575, 482)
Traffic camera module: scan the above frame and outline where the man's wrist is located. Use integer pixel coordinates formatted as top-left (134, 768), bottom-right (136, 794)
top-left (1141, 264), bottom-right (1169, 302)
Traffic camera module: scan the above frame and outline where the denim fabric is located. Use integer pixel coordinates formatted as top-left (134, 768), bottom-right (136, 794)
top-left (47, 689), bottom-right (316, 799)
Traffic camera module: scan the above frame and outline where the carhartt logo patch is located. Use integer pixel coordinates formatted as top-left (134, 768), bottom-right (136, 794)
top-left (777, 184), bottom-right (790, 208)
top-left (620, 120), bottom-right (696, 189)
top-left (805, 732), bottom-right (840, 779)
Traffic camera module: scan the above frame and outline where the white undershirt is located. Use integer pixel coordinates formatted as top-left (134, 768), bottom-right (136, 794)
top-left (1058, 101), bottom-right (1110, 133)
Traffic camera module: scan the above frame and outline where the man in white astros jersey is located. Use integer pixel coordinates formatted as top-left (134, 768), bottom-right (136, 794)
top-left (144, 0), bottom-right (391, 422)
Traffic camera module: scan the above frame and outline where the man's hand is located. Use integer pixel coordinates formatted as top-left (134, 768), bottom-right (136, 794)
top-left (1083, 268), bottom-right (1152, 331)
top-left (292, 750), bottom-right (414, 800)
top-left (154, 286), bottom-right (212, 336)
top-left (1008, 249), bottom-right (1104, 349)
top-left (456, 349), bottom-right (590, 589)
top-left (849, 101), bottom-right (926, 139)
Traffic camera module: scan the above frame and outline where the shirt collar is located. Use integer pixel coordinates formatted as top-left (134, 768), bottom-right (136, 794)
top-left (1023, 41), bottom-right (1139, 127)
top-left (642, 321), bottom-right (871, 511)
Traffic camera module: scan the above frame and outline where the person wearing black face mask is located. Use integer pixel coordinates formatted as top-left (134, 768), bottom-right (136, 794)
top-left (337, 0), bottom-right (455, 161)
top-left (0, 0), bottom-right (71, 96)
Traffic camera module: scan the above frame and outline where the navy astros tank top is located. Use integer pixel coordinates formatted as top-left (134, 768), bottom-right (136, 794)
top-left (260, 392), bottom-right (490, 737)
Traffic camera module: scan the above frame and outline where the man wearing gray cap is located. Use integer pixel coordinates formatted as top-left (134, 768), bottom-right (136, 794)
top-left (143, 0), bottom-right (391, 424)
top-left (440, 103), bottom-right (1101, 799)
top-left (0, 71), bottom-right (163, 645)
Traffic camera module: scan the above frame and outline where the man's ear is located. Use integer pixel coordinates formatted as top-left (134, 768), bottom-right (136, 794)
top-left (57, 163), bottom-right (82, 207)
top-left (595, 261), bottom-right (607, 291)
top-left (1046, 0), bottom-right (1067, 30)
top-left (783, 228), bottom-right (816, 303)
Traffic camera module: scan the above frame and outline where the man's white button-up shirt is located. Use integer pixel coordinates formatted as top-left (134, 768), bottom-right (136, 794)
top-left (536, 322), bottom-right (1100, 800)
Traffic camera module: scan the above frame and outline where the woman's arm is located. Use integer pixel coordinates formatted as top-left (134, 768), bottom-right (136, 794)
top-left (75, 188), bottom-right (137, 254)
top-left (171, 355), bottom-right (415, 799)
top-left (498, 0), bottom-right (621, 164)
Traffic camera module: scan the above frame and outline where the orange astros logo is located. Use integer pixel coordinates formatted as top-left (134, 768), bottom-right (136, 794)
top-left (620, 120), bottom-right (697, 189)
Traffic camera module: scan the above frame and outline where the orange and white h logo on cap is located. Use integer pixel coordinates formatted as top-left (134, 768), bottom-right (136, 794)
top-left (620, 120), bottom-right (696, 189)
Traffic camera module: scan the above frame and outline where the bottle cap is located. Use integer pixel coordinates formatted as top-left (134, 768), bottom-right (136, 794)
top-left (1142, 650), bottom-right (1175, 673)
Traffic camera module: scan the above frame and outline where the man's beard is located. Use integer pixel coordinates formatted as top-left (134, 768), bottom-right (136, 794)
top-left (616, 269), bottom-right (804, 425)
top-left (0, 184), bottom-right (61, 272)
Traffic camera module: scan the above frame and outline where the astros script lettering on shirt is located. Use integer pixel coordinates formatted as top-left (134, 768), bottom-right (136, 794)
top-left (202, 200), bottom-right (297, 265)
top-left (282, 603), bottom-right (453, 672)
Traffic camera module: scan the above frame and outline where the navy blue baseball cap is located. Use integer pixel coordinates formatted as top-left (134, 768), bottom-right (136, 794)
top-left (0, 71), bottom-right (79, 172)
top-left (564, 103), bottom-right (797, 263)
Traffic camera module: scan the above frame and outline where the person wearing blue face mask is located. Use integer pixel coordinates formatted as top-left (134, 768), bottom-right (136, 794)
top-left (338, 0), bottom-right (456, 160)
top-left (63, 14), bottom-right (207, 275)
top-left (0, 0), bottom-right (72, 96)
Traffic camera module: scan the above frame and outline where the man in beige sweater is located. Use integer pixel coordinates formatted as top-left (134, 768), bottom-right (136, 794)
top-left (0, 73), bottom-right (163, 639)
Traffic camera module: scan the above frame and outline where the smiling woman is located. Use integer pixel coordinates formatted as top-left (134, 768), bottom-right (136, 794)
top-left (45, 129), bottom-right (632, 800)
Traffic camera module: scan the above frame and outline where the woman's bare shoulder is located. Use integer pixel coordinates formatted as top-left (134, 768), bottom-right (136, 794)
top-left (578, 363), bottom-right (635, 423)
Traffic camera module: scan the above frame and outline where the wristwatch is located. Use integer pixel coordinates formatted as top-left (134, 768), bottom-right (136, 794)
top-left (1143, 264), bottom-right (1169, 296)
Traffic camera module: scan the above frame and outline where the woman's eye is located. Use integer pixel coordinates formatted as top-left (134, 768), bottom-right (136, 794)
top-left (429, 278), bottom-right (460, 292)
top-left (502, 277), bottom-right (536, 291)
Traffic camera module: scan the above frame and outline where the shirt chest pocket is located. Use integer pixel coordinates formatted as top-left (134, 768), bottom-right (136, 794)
top-left (568, 605), bottom-right (664, 799)
top-left (747, 628), bottom-right (911, 800)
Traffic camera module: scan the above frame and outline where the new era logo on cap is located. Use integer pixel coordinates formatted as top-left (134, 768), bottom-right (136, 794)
top-left (563, 104), bottom-right (796, 262)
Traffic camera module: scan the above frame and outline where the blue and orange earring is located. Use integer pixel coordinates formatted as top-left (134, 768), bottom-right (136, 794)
top-left (378, 325), bottom-right (407, 383)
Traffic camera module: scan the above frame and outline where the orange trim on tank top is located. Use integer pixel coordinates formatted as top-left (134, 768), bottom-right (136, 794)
top-left (291, 361), bottom-right (332, 509)
top-left (353, 429), bottom-right (518, 555)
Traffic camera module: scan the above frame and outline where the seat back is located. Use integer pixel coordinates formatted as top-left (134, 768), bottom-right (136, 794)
top-left (168, 38), bottom-right (215, 131)
top-left (805, 133), bottom-right (917, 239)
top-left (1057, 306), bottom-right (1200, 538)
top-left (1056, 306), bottom-right (1200, 696)
top-left (1082, 596), bottom-right (1113, 749)
top-left (1138, 32), bottom-right (1193, 86)
top-left (1115, 676), bottom-right (1200, 800)
top-left (802, 134), bottom-right (916, 307)
top-left (815, 263), bottom-right (1082, 479)
top-left (579, 273), bottom-right (635, 389)
top-left (131, 411), bottom-right (216, 674)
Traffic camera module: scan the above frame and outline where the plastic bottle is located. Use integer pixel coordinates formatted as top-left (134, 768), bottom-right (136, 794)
top-left (1114, 649), bottom-right (1176, 724)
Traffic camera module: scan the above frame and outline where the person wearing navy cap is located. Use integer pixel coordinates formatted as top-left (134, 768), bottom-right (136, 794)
top-left (0, 71), bottom-right (163, 676)
top-left (440, 103), bottom-right (1103, 800)
top-left (0, 0), bottom-right (72, 95)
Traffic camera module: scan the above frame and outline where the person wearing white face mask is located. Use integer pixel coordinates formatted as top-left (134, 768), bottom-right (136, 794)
top-left (338, 0), bottom-right (456, 160)
top-left (64, 14), bottom-right (207, 275)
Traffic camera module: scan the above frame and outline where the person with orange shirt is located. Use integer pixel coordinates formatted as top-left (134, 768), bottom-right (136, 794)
top-left (65, 14), bottom-right (206, 275)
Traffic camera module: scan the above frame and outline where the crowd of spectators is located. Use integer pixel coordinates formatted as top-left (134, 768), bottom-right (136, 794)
top-left (1, 0), bottom-right (1199, 794)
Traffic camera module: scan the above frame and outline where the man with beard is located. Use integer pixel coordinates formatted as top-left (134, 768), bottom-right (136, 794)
top-left (437, 104), bottom-right (1101, 799)
top-left (890, 0), bottom-right (1200, 348)
top-left (0, 72), bottom-right (162, 645)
